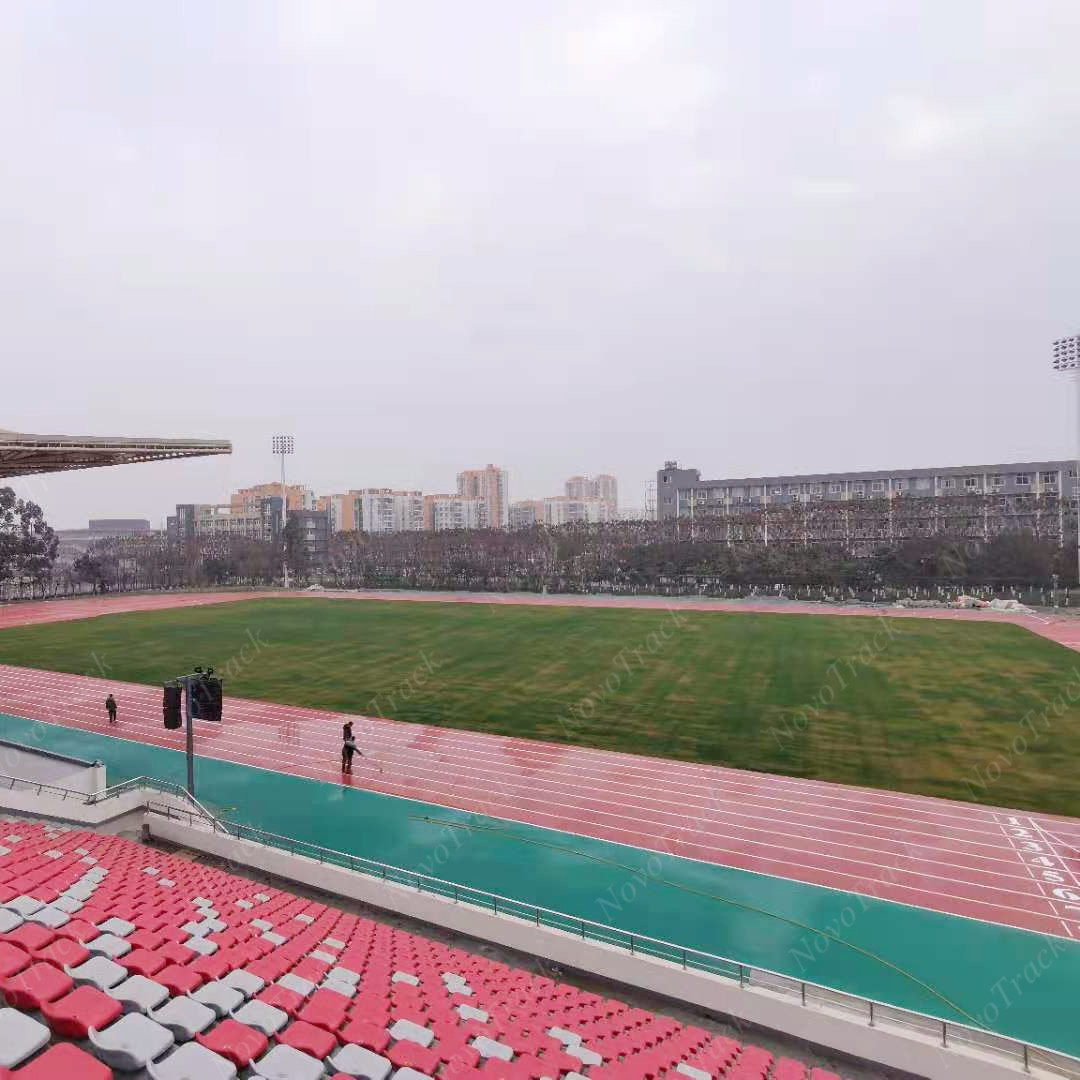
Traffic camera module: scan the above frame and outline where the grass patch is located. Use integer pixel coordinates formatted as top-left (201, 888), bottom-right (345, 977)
top-left (0, 597), bottom-right (1078, 815)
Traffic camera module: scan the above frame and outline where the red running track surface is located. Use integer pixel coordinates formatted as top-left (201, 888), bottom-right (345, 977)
top-left (4, 662), bottom-right (1080, 941)
top-left (0, 591), bottom-right (267, 628)
top-left (3, 590), bottom-right (1080, 943)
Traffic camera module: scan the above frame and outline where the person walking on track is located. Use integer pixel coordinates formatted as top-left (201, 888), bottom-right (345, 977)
top-left (105, 693), bottom-right (118, 725)
top-left (342, 721), bottom-right (358, 774)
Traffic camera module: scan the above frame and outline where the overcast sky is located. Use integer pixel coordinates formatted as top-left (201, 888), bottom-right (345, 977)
top-left (3, 1), bottom-right (1078, 528)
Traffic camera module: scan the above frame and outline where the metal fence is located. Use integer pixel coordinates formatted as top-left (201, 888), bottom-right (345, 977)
top-left (1, 771), bottom-right (1078, 1078)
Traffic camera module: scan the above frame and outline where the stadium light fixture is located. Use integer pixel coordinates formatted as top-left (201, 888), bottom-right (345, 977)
top-left (272, 435), bottom-right (294, 588)
top-left (1052, 334), bottom-right (1080, 587)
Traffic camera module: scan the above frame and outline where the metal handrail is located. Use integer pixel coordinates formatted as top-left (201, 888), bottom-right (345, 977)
top-left (0, 773), bottom-right (97, 801)
top-left (145, 801), bottom-right (1080, 1078)
top-left (1, 771), bottom-right (1078, 1077)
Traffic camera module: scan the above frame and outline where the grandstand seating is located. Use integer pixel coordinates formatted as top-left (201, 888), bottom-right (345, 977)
top-left (0, 818), bottom-right (846, 1079)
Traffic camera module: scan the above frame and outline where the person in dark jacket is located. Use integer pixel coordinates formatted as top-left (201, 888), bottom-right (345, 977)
top-left (105, 694), bottom-right (118, 724)
top-left (342, 721), bottom-right (357, 773)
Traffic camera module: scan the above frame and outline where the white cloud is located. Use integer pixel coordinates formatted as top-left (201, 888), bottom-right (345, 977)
top-left (540, 7), bottom-right (719, 138)
top-left (884, 96), bottom-right (972, 157)
top-left (790, 177), bottom-right (862, 201)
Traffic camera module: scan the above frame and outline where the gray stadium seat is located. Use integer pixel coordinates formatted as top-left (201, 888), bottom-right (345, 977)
top-left (231, 999), bottom-right (289, 1036)
top-left (88, 1012), bottom-right (175, 1070)
top-left (147, 1041), bottom-right (237, 1080)
top-left (252, 1043), bottom-right (325, 1080)
top-left (192, 981), bottom-right (245, 1017)
top-left (0, 1008), bottom-right (50, 1068)
top-left (150, 996), bottom-right (217, 1041)
top-left (330, 1043), bottom-right (393, 1080)
top-left (67, 955), bottom-right (129, 990)
top-left (109, 974), bottom-right (170, 1014)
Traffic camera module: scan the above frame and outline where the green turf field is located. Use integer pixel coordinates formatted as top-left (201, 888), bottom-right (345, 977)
top-left (1, 597), bottom-right (1079, 815)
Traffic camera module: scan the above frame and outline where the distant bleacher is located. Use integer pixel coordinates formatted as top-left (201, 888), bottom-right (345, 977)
top-left (0, 818), bottom-right (844, 1080)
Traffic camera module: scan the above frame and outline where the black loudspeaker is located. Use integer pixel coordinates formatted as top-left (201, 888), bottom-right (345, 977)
top-left (190, 675), bottom-right (223, 722)
top-left (203, 676), bottom-right (223, 723)
top-left (163, 683), bottom-right (182, 730)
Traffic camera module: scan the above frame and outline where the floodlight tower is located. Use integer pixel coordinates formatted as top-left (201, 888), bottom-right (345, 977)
top-left (1052, 335), bottom-right (1080, 585)
top-left (272, 434), bottom-right (294, 588)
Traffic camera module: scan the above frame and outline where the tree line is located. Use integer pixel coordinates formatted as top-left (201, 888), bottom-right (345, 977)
top-left (2, 485), bottom-right (1077, 601)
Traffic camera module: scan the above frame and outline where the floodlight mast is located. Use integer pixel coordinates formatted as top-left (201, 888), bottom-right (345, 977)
top-left (272, 435), bottom-right (295, 588)
top-left (1052, 335), bottom-right (1080, 587)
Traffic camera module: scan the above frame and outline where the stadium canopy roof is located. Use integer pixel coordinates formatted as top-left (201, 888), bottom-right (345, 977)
top-left (0, 428), bottom-right (231, 478)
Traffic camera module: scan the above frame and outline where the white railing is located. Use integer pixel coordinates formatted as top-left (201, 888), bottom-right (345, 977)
top-left (0, 771), bottom-right (1077, 1077)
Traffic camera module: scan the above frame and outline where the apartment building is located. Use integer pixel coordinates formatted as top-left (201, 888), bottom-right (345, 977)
top-left (457, 465), bottom-right (509, 529)
top-left (316, 492), bottom-right (360, 534)
top-left (358, 489), bottom-right (425, 533)
top-left (509, 497), bottom-right (615, 527)
top-left (509, 500), bottom-right (544, 529)
top-left (231, 483), bottom-right (314, 514)
top-left (566, 474), bottom-right (618, 508)
top-left (543, 495), bottom-right (615, 526)
top-left (424, 494), bottom-right (487, 531)
top-left (169, 498), bottom-right (283, 544)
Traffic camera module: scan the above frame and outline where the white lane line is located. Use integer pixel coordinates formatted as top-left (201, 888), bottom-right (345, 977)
top-left (2, 700), bottom-right (1078, 934)
top-left (0, 664), bottom-right (1023, 838)
top-left (1027, 817), bottom-right (1080, 930)
top-left (0, 673), bottom-right (1053, 885)
top-left (0, 669), bottom-right (1067, 897)
top-left (992, 812), bottom-right (1073, 938)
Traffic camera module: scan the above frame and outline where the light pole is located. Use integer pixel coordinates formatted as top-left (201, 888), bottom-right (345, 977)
top-left (1052, 334), bottom-right (1080, 586)
top-left (272, 435), bottom-right (294, 588)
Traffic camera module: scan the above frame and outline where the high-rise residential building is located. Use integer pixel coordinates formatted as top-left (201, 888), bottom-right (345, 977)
top-left (231, 483), bottom-right (314, 514)
top-left (593, 474), bottom-right (618, 506)
top-left (564, 476), bottom-right (588, 500)
top-left (316, 493), bottom-right (358, 534)
top-left (424, 494), bottom-right (487, 531)
top-left (509, 500), bottom-right (545, 529)
top-left (357, 490), bottom-right (425, 533)
top-left (543, 496), bottom-right (615, 526)
top-left (457, 465), bottom-right (509, 529)
top-left (565, 474), bottom-right (618, 509)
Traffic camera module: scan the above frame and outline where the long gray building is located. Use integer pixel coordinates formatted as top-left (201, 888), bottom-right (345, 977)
top-left (657, 460), bottom-right (1079, 516)
top-left (655, 460), bottom-right (1078, 549)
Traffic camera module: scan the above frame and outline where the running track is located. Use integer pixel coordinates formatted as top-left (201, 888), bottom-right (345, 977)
top-left (2, 591), bottom-right (1080, 943)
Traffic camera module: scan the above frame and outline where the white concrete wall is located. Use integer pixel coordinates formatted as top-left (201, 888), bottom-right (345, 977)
top-left (0, 740), bottom-right (105, 794)
top-left (148, 817), bottom-right (1048, 1080)
top-left (0, 785), bottom-right (148, 833)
